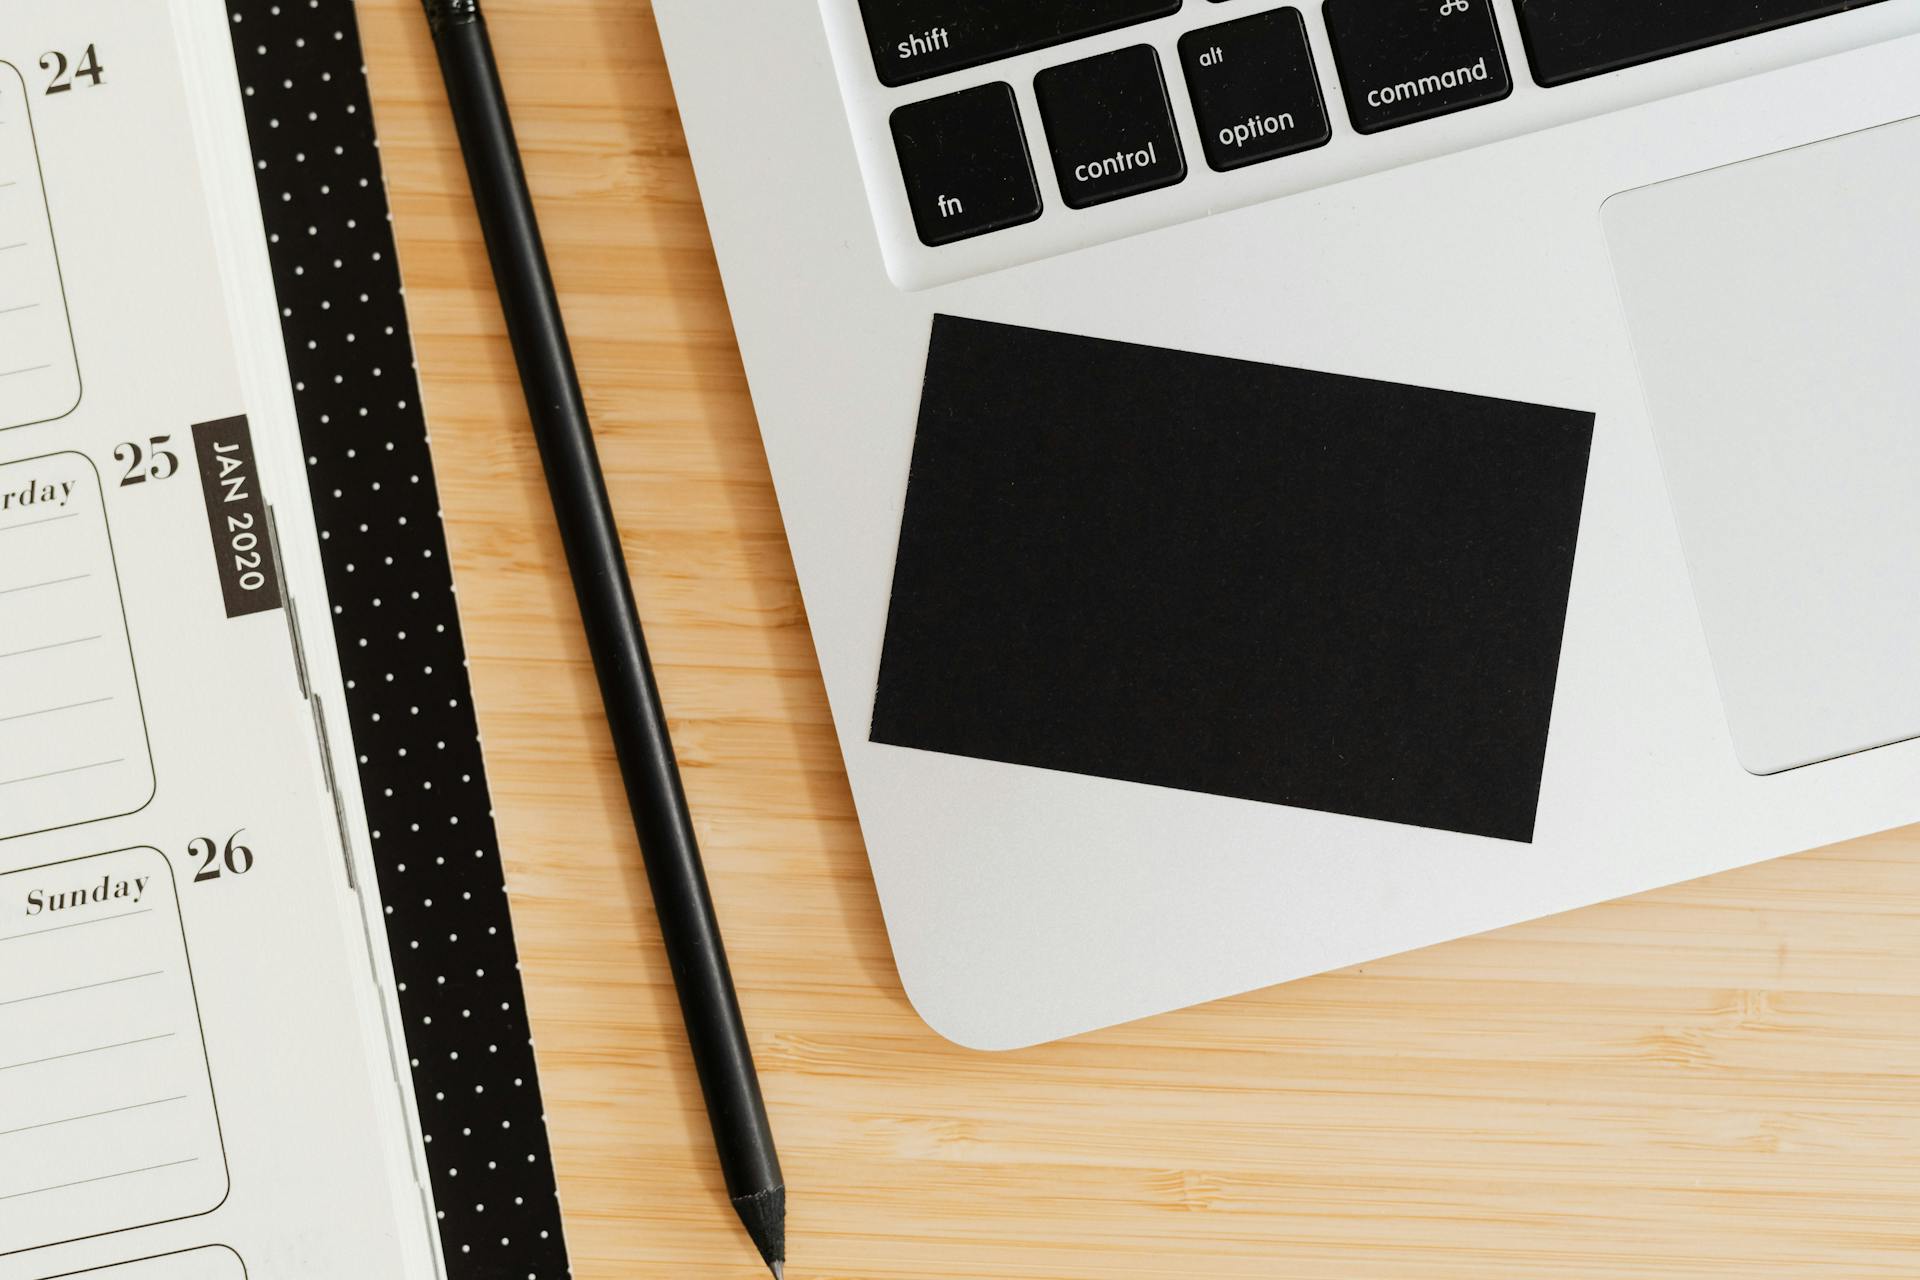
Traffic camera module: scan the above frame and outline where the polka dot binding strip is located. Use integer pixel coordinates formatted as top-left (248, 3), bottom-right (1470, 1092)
top-left (225, 1), bottom-right (573, 1275)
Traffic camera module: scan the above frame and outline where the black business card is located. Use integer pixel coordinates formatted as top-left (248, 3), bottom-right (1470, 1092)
top-left (872, 315), bottom-right (1594, 843)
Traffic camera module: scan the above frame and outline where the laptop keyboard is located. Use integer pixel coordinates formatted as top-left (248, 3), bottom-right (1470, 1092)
top-left (859, 0), bottom-right (1890, 250)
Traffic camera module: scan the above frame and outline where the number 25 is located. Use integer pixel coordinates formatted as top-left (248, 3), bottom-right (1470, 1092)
top-left (114, 435), bottom-right (179, 486)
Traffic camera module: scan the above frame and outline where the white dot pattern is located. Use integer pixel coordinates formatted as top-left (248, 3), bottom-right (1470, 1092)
top-left (228, 2), bottom-right (571, 1274)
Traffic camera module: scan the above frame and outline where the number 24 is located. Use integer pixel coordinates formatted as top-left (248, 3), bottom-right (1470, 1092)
top-left (40, 45), bottom-right (105, 94)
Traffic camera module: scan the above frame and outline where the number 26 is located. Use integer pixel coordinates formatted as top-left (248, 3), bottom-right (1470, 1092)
top-left (188, 831), bottom-right (256, 883)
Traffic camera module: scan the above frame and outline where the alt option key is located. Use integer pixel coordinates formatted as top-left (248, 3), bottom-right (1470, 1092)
top-left (1179, 8), bottom-right (1331, 172)
top-left (890, 82), bottom-right (1044, 247)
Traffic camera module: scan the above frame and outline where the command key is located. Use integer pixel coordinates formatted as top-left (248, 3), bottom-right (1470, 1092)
top-left (1323, 0), bottom-right (1512, 134)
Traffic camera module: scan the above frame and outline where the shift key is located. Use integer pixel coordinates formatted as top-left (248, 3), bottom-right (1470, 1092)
top-left (1323, 0), bottom-right (1512, 134)
top-left (856, 0), bottom-right (1183, 87)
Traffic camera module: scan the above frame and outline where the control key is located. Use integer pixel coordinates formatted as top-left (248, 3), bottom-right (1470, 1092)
top-left (1035, 45), bottom-right (1187, 209)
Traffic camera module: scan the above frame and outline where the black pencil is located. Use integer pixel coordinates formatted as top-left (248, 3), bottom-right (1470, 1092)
top-left (419, 2), bottom-right (786, 1274)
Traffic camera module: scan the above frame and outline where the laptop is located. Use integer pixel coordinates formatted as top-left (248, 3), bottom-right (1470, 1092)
top-left (650, 0), bottom-right (1920, 1048)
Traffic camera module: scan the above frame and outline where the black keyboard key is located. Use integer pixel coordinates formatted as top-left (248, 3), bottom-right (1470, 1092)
top-left (857, 0), bottom-right (1184, 88)
top-left (1323, 0), bottom-right (1512, 134)
top-left (1517, 0), bottom-right (1887, 86)
top-left (1178, 8), bottom-right (1330, 172)
top-left (890, 82), bottom-right (1044, 246)
top-left (1035, 45), bottom-right (1187, 209)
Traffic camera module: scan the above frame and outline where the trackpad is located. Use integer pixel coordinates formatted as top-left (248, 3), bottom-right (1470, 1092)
top-left (1604, 116), bottom-right (1920, 774)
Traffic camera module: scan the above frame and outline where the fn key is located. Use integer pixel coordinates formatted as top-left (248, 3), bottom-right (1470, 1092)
top-left (890, 82), bottom-right (1043, 247)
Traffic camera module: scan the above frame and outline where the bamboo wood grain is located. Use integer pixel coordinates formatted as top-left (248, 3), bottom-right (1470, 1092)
top-left (354, 3), bottom-right (1920, 1275)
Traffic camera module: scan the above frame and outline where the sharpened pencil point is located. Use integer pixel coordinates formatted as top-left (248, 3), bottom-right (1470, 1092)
top-left (733, 1183), bottom-right (786, 1279)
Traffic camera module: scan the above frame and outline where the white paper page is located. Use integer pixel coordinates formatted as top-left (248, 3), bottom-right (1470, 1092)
top-left (0, 62), bottom-right (80, 433)
top-left (0, 453), bottom-right (153, 836)
top-left (34, 1245), bottom-right (245, 1280)
top-left (0, 2), bottom-right (437, 1276)
top-left (0, 849), bottom-right (224, 1246)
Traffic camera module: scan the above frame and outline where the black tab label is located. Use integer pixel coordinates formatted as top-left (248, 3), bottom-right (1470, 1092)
top-left (191, 415), bottom-right (282, 618)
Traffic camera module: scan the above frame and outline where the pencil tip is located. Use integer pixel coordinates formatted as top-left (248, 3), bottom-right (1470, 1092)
top-left (732, 1184), bottom-right (786, 1279)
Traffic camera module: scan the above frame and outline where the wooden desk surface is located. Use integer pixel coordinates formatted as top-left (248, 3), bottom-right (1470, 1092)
top-left (355, 3), bottom-right (1920, 1275)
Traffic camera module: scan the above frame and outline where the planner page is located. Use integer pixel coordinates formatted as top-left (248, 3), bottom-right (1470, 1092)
top-left (0, 60), bottom-right (79, 435)
top-left (0, 2), bottom-right (438, 1276)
